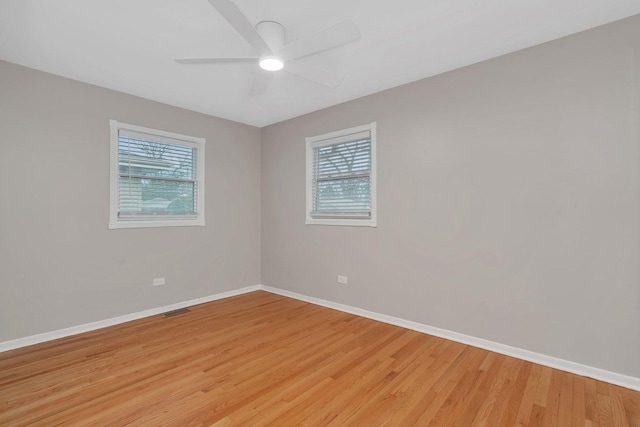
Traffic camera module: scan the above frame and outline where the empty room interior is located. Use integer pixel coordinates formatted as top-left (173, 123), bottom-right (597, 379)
top-left (1, 0), bottom-right (640, 425)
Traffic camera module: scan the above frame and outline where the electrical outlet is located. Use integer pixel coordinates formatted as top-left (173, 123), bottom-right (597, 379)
top-left (337, 275), bottom-right (348, 285)
top-left (153, 277), bottom-right (165, 286)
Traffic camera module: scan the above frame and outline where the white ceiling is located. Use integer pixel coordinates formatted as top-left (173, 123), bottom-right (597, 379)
top-left (1, 1), bottom-right (639, 127)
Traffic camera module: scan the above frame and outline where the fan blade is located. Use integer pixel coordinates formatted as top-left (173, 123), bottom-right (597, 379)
top-left (175, 57), bottom-right (258, 64)
top-left (248, 72), bottom-right (274, 97)
top-left (278, 20), bottom-right (360, 61)
top-left (208, 0), bottom-right (272, 55)
top-left (285, 61), bottom-right (343, 87)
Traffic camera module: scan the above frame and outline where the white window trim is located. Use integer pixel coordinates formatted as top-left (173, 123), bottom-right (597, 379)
top-left (109, 120), bottom-right (206, 229)
top-left (305, 122), bottom-right (377, 227)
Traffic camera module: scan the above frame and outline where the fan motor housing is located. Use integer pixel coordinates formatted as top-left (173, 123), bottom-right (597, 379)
top-left (256, 21), bottom-right (286, 51)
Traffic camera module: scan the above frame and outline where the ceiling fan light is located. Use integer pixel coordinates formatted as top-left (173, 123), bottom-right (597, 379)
top-left (259, 56), bottom-right (284, 71)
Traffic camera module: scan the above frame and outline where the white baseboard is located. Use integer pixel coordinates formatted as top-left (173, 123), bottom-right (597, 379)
top-left (260, 285), bottom-right (640, 392)
top-left (0, 285), bottom-right (261, 353)
top-left (2, 283), bottom-right (638, 392)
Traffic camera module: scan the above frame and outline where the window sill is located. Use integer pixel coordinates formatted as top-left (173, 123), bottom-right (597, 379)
top-left (109, 219), bottom-right (205, 229)
top-left (305, 217), bottom-right (377, 227)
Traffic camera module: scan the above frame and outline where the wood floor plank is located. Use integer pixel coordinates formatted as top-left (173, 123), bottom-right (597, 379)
top-left (598, 393), bottom-right (615, 427)
top-left (541, 367), bottom-right (563, 426)
top-left (586, 377), bottom-right (603, 427)
top-left (500, 360), bottom-right (533, 425)
top-left (482, 357), bottom-right (523, 426)
top-left (0, 291), bottom-right (638, 426)
top-left (557, 370), bottom-right (574, 426)
top-left (451, 352), bottom-right (506, 427)
top-left (514, 362), bottom-right (543, 426)
top-left (572, 374), bottom-right (586, 427)
top-left (468, 355), bottom-right (520, 426)
top-left (534, 365), bottom-right (553, 407)
top-left (610, 386), bottom-right (631, 427)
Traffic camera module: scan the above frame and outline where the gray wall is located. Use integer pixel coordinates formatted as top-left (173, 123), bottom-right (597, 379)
top-left (261, 16), bottom-right (640, 377)
top-left (0, 61), bottom-right (261, 342)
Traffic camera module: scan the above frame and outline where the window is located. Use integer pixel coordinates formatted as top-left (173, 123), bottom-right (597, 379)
top-left (306, 122), bottom-right (377, 227)
top-left (109, 120), bottom-right (205, 229)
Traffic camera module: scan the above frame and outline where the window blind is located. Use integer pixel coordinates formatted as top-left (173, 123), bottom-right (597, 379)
top-left (117, 129), bottom-right (198, 220)
top-left (310, 130), bottom-right (372, 219)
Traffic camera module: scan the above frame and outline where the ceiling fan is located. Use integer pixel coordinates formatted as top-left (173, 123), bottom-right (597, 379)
top-left (176, 0), bottom-right (361, 95)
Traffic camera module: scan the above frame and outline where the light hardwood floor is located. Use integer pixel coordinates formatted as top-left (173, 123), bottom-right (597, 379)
top-left (1, 291), bottom-right (638, 426)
